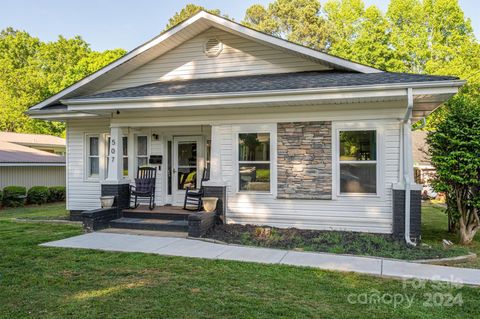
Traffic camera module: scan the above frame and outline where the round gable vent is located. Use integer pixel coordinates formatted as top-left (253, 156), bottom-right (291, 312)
top-left (204, 38), bottom-right (223, 57)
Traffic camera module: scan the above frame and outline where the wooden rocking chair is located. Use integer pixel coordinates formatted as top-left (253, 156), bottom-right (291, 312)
top-left (130, 167), bottom-right (157, 210)
top-left (183, 169), bottom-right (209, 211)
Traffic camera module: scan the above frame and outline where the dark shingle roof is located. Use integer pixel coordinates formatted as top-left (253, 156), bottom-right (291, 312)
top-left (76, 71), bottom-right (458, 100)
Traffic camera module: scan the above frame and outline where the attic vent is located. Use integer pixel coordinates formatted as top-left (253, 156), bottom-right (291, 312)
top-left (204, 38), bottom-right (223, 57)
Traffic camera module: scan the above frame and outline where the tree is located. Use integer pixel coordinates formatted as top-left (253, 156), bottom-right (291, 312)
top-left (0, 28), bottom-right (125, 136)
top-left (323, 1), bottom-right (394, 70)
top-left (243, 0), bottom-right (328, 50)
top-left (165, 4), bottom-right (222, 30)
top-left (427, 95), bottom-right (480, 245)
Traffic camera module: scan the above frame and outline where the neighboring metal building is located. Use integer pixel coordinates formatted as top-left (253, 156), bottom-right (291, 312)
top-left (0, 134), bottom-right (66, 189)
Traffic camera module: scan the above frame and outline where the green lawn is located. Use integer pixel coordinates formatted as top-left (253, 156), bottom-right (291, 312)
top-left (422, 202), bottom-right (480, 268)
top-left (0, 203), bottom-right (479, 318)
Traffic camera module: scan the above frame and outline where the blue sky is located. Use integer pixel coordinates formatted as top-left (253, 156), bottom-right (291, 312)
top-left (1, 0), bottom-right (478, 51)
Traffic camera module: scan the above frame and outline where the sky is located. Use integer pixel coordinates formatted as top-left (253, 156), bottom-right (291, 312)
top-left (1, 0), bottom-right (478, 52)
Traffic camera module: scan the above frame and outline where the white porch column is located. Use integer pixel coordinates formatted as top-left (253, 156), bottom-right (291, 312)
top-left (105, 126), bottom-right (125, 183)
top-left (204, 125), bottom-right (224, 186)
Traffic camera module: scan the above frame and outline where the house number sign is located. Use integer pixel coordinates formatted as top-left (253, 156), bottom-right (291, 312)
top-left (111, 139), bottom-right (116, 160)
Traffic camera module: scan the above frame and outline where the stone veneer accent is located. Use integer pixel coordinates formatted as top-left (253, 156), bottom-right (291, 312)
top-left (277, 122), bottom-right (332, 199)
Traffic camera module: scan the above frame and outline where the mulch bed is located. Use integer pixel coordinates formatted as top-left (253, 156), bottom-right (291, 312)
top-left (205, 224), bottom-right (469, 260)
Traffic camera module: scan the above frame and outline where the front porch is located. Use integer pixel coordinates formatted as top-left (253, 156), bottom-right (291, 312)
top-left (81, 203), bottom-right (220, 237)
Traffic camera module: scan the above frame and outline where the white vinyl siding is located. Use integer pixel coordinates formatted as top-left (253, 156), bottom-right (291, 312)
top-left (98, 28), bottom-right (330, 93)
top-left (66, 110), bottom-right (400, 233)
top-left (214, 119), bottom-right (401, 234)
top-left (66, 119), bottom-right (110, 211)
top-left (0, 166), bottom-right (65, 189)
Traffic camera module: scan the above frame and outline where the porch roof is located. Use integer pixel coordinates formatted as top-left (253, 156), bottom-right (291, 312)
top-left (68, 71), bottom-right (458, 101)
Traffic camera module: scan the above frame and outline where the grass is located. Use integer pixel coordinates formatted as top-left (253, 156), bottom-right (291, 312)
top-left (421, 202), bottom-right (480, 268)
top-left (0, 203), bottom-right (480, 318)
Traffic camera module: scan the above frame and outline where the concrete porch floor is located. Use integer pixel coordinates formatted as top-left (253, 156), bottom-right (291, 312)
top-left (40, 232), bottom-right (480, 287)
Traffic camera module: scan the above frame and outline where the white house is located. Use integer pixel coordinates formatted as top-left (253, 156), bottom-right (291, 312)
top-left (28, 12), bottom-right (463, 240)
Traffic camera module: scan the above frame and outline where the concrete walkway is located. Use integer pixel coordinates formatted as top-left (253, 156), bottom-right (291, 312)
top-left (41, 232), bottom-right (480, 287)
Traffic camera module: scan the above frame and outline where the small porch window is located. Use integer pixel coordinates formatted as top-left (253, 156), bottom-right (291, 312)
top-left (136, 136), bottom-right (148, 168)
top-left (238, 133), bottom-right (270, 192)
top-left (338, 130), bottom-right (377, 194)
top-left (86, 135), bottom-right (100, 178)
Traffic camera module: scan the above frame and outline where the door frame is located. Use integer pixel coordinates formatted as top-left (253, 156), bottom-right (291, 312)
top-left (172, 136), bottom-right (204, 205)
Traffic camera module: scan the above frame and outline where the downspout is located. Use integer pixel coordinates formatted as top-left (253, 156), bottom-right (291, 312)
top-left (403, 88), bottom-right (416, 246)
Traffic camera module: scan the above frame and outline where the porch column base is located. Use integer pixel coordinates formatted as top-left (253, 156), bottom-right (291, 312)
top-left (203, 185), bottom-right (227, 224)
top-left (392, 187), bottom-right (422, 242)
top-left (101, 182), bottom-right (130, 217)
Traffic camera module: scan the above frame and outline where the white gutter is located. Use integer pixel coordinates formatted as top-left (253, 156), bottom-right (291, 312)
top-left (403, 88), bottom-right (416, 246)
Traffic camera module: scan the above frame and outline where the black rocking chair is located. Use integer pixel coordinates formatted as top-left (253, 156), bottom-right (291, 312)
top-left (183, 169), bottom-right (209, 211)
top-left (130, 167), bottom-right (157, 210)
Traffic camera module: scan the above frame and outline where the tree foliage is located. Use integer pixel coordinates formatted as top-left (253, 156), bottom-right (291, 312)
top-left (0, 28), bottom-right (125, 136)
top-left (427, 95), bottom-right (480, 244)
top-left (165, 4), bottom-right (224, 30)
top-left (244, 0), bottom-right (479, 131)
top-left (243, 0), bottom-right (327, 50)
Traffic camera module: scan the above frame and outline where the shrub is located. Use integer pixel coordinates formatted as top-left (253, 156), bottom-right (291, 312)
top-left (48, 186), bottom-right (66, 202)
top-left (27, 186), bottom-right (49, 205)
top-left (427, 94), bottom-right (480, 245)
top-left (2, 186), bottom-right (27, 207)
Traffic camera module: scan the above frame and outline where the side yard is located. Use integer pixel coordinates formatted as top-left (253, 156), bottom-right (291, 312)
top-left (0, 203), bottom-right (479, 318)
top-left (421, 203), bottom-right (480, 268)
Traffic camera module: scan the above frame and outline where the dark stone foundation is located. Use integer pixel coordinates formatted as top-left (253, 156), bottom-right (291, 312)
top-left (203, 185), bottom-right (227, 224)
top-left (101, 182), bottom-right (130, 217)
top-left (188, 212), bottom-right (216, 237)
top-left (82, 207), bottom-right (118, 232)
top-left (69, 210), bottom-right (84, 221)
top-left (393, 189), bottom-right (422, 242)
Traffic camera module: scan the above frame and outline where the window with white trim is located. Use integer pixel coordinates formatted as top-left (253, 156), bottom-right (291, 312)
top-left (106, 136), bottom-right (128, 177)
top-left (238, 133), bottom-right (270, 192)
top-left (136, 136), bottom-right (148, 168)
top-left (86, 135), bottom-right (100, 178)
top-left (338, 130), bottom-right (377, 194)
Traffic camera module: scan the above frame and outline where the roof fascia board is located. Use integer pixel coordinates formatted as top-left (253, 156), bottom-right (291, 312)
top-left (65, 89), bottom-right (410, 112)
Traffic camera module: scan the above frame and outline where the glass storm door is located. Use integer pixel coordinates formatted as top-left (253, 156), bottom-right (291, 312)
top-left (173, 136), bottom-right (203, 205)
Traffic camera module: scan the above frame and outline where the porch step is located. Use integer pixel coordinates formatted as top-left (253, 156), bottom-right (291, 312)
top-left (122, 205), bottom-right (191, 221)
top-left (122, 211), bottom-right (190, 221)
top-left (109, 218), bottom-right (188, 232)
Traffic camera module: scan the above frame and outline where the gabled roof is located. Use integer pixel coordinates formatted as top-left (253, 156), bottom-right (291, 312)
top-left (29, 11), bottom-right (381, 112)
top-left (0, 141), bottom-right (65, 166)
top-left (68, 71), bottom-right (458, 102)
top-left (0, 132), bottom-right (65, 148)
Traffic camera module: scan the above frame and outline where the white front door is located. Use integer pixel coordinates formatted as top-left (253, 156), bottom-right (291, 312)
top-left (172, 136), bottom-right (204, 205)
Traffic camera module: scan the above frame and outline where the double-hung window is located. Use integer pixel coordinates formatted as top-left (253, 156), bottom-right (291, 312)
top-left (87, 135), bottom-right (100, 178)
top-left (338, 130), bottom-right (377, 194)
top-left (238, 133), bottom-right (270, 192)
top-left (136, 136), bottom-right (148, 168)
